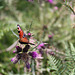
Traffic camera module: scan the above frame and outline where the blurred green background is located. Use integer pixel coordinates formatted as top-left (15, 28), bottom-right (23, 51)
top-left (0, 0), bottom-right (75, 75)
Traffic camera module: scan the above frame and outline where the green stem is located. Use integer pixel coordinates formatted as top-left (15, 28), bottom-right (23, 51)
top-left (31, 59), bottom-right (35, 75)
top-left (64, 4), bottom-right (75, 15)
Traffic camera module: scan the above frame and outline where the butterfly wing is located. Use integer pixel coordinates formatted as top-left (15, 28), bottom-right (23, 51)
top-left (17, 25), bottom-right (24, 38)
top-left (17, 25), bottom-right (29, 44)
top-left (19, 37), bottom-right (29, 44)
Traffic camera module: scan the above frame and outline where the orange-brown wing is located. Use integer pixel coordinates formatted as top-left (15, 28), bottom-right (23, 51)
top-left (19, 37), bottom-right (29, 44)
top-left (17, 24), bottom-right (23, 38)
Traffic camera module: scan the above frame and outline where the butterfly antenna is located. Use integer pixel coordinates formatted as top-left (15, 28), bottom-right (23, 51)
top-left (29, 21), bottom-right (33, 32)
top-left (11, 29), bottom-right (19, 38)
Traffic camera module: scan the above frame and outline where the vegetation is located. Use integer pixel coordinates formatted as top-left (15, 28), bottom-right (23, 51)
top-left (0, 0), bottom-right (75, 75)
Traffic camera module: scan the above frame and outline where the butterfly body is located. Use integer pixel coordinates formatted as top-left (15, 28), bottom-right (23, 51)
top-left (17, 25), bottom-right (34, 45)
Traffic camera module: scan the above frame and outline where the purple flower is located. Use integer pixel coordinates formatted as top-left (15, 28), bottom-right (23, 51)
top-left (37, 43), bottom-right (45, 50)
top-left (48, 35), bottom-right (53, 38)
top-left (37, 45), bottom-right (42, 50)
top-left (54, 6), bottom-right (58, 10)
top-left (26, 62), bottom-right (30, 69)
top-left (29, 51), bottom-right (38, 59)
top-left (48, 0), bottom-right (53, 4)
top-left (27, 33), bottom-right (31, 38)
top-left (13, 46), bottom-right (22, 53)
top-left (32, 51), bottom-right (38, 58)
top-left (40, 43), bottom-right (44, 47)
top-left (11, 57), bottom-right (18, 64)
top-left (11, 54), bottom-right (21, 64)
top-left (13, 50), bottom-right (16, 53)
top-left (28, 33), bottom-right (31, 36)
top-left (13, 45), bottom-right (30, 53)
top-left (11, 57), bottom-right (15, 62)
top-left (48, 34), bottom-right (54, 39)
top-left (12, 45), bottom-right (30, 64)
top-left (16, 46), bottom-right (22, 51)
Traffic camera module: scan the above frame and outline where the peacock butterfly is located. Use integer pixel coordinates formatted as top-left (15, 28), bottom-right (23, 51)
top-left (17, 24), bottom-right (34, 45)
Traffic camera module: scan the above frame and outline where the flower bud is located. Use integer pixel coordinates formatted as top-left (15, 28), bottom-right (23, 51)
top-left (31, 51), bottom-right (38, 59)
top-left (16, 46), bottom-right (22, 53)
top-left (23, 45), bottom-right (30, 52)
top-left (26, 62), bottom-right (30, 69)
top-left (27, 33), bottom-right (31, 37)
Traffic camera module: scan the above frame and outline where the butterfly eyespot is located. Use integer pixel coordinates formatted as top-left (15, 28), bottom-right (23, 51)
top-left (18, 31), bottom-right (20, 33)
top-left (17, 28), bottom-right (19, 29)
